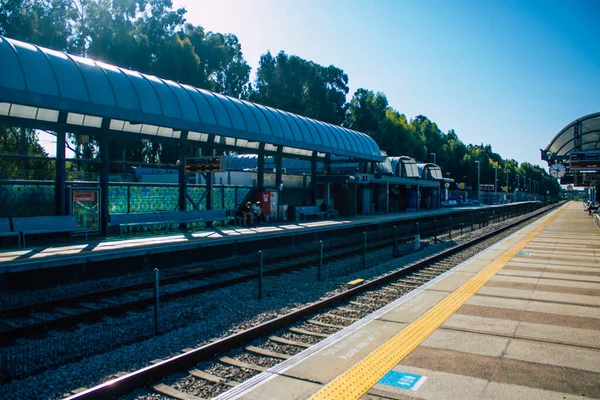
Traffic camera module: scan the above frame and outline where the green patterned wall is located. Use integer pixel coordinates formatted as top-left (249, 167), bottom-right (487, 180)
top-left (108, 185), bottom-right (128, 214)
top-left (0, 184), bottom-right (55, 217)
top-left (187, 186), bottom-right (207, 210)
top-left (0, 183), bottom-right (252, 217)
top-left (130, 186), bottom-right (179, 212)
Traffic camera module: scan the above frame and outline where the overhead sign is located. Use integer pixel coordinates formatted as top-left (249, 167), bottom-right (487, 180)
top-left (583, 174), bottom-right (600, 182)
top-left (570, 152), bottom-right (600, 170)
top-left (185, 157), bottom-right (225, 172)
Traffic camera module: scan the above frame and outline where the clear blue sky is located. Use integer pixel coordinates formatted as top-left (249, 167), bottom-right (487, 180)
top-left (172, 0), bottom-right (600, 169)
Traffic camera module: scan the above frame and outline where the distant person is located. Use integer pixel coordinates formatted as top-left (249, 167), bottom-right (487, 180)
top-left (425, 196), bottom-right (432, 211)
top-left (240, 201), bottom-right (253, 225)
top-left (251, 201), bottom-right (265, 223)
top-left (320, 200), bottom-right (328, 212)
top-left (321, 200), bottom-right (339, 218)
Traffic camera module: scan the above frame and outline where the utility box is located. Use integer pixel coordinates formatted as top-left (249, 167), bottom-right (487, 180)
top-left (257, 191), bottom-right (279, 220)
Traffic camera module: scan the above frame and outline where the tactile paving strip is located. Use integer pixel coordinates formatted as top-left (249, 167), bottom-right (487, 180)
top-left (309, 206), bottom-right (566, 400)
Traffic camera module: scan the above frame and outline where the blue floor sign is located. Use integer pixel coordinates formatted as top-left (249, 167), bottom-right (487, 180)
top-left (379, 370), bottom-right (428, 390)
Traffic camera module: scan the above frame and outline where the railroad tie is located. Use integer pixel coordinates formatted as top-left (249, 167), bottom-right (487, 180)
top-left (307, 319), bottom-right (346, 329)
top-left (189, 369), bottom-right (239, 386)
top-left (245, 345), bottom-right (292, 360)
top-left (390, 283), bottom-right (418, 290)
top-left (269, 335), bottom-right (311, 348)
top-left (289, 327), bottom-right (330, 338)
top-left (321, 313), bottom-right (357, 323)
top-left (219, 356), bottom-right (268, 372)
top-left (349, 301), bottom-right (372, 307)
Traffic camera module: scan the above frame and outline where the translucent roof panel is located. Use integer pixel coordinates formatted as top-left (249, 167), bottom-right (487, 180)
top-left (390, 156), bottom-right (419, 178)
top-left (543, 113), bottom-right (600, 159)
top-left (212, 92), bottom-right (246, 131)
top-left (0, 36), bottom-right (383, 162)
top-left (145, 75), bottom-right (182, 119)
top-left (43, 48), bottom-right (89, 101)
top-left (12, 40), bottom-right (58, 97)
top-left (417, 163), bottom-right (443, 180)
top-left (229, 98), bottom-right (261, 134)
top-left (239, 100), bottom-right (271, 135)
top-left (100, 63), bottom-right (140, 110)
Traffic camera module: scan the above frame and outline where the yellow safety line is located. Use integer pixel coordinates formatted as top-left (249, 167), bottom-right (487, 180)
top-left (309, 206), bottom-right (566, 400)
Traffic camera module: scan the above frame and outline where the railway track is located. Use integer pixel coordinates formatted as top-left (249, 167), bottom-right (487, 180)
top-left (66, 203), bottom-right (561, 400)
top-left (0, 212), bottom-right (482, 345)
top-left (0, 237), bottom-right (399, 343)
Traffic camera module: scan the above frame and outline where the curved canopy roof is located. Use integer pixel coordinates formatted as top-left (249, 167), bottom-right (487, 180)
top-left (417, 163), bottom-right (443, 180)
top-left (0, 36), bottom-right (383, 162)
top-left (542, 112), bottom-right (600, 163)
top-left (389, 156), bottom-right (419, 178)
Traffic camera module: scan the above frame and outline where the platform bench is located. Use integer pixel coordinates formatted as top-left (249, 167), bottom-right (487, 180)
top-left (0, 218), bottom-right (20, 247)
top-left (194, 209), bottom-right (236, 226)
top-left (12, 216), bottom-right (87, 247)
top-left (296, 206), bottom-right (327, 221)
top-left (154, 211), bottom-right (205, 230)
top-left (109, 213), bottom-right (162, 236)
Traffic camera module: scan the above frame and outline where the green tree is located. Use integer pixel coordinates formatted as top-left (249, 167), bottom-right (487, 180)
top-left (0, 0), bottom-right (75, 50)
top-left (249, 51), bottom-right (348, 124)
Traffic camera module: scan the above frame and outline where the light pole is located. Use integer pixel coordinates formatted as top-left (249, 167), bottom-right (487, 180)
top-left (430, 153), bottom-right (436, 164)
top-left (475, 160), bottom-right (480, 205)
top-left (505, 170), bottom-right (509, 195)
top-left (529, 178), bottom-right (532, 196)
top-left (494, 166), bottom-right (497, 195)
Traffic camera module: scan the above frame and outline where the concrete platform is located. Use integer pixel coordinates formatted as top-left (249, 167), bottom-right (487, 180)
top-left (0, 205), bottom-right (489, 275)
top-left (215, 201), bottom-right (600, 400)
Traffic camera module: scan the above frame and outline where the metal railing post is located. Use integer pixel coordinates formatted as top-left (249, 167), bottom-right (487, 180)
top-left (362, 232), bottom-right (367, 269)
top-left (153, 268), bottom-right (160, 336)
top-left (414, 222), bottom-right (420, 251)
top-left (258, 250), bottom-right (263, 299)
top-left (318, 240), bottom-right (323, 281)
top-left (393, 225), bottom-right (399, 258)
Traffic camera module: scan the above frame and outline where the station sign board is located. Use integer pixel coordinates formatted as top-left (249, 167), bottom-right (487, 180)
top-left (185, 157), bottom-right (225, 172)
top-left (570, 152), bottom-right (600, 170)
top-left (583, 174), bottom-right (600, 182)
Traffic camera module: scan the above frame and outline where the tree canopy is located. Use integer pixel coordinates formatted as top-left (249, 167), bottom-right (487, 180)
top-left (0, 0), bottom-right (559, 194)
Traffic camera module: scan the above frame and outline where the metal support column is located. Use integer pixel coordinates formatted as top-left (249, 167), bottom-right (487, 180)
top-left (55, 125), bottom-right (67, 216)
top-left (206, 172), bottom-right (213, 210)
top-left (275, 152), bottom-right (283, 190)
top-left (178, 132), bottom-right (188, 211)
top-left (257, 145), bottom-right (265, 190)
top-left (311, 156), bottom-right (317, 205)
top-left (385, 182), bottom-right (390, 213)
top-left (99, 134), bottom-right (109, 236)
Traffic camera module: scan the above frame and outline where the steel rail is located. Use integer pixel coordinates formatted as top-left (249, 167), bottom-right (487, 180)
top-left (67, 202), bottom-right (562, 400)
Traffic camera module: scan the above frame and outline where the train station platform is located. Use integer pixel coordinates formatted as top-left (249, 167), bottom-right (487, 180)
top-left (216, 201), bottom-right (600, 400)
top-left (0, 205), bottom-right (496, 275)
